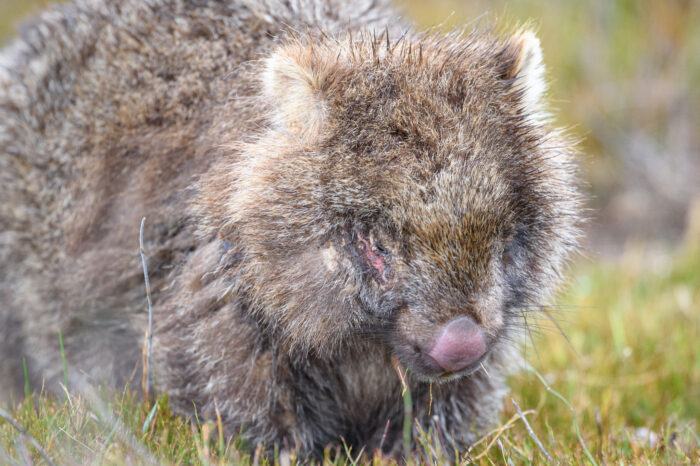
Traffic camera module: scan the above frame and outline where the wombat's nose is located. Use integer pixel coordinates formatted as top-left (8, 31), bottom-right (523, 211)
top-left (427, 317), bottom-right (486, 373)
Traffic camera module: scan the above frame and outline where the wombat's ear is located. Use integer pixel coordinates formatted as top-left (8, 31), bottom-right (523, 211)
top-left (262, 46), bottom-right (333, 139)
top-left (497, 29), bottom-right (546, 119)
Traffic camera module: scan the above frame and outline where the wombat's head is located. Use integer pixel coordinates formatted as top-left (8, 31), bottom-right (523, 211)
top-left (210, 29), bottom-right (580, 380)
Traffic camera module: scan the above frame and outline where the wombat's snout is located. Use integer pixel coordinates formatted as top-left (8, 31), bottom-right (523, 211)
top-left (427, 317), bottom-right (487, 373)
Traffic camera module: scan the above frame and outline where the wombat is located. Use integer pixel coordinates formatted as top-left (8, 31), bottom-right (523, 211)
top-left (0, 0), bottom-right (581, 458)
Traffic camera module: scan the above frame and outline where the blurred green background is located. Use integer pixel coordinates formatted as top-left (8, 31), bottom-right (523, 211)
top-left (0, 0), bottom-right (698, 462)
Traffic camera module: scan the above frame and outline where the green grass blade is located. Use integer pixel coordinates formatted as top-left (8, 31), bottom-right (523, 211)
top-left (22, 358), bottom-right (30, 399)
top-left (58, 329), bottom-right (68, 391)
top-left (142, 401), bottom-right (159, 435)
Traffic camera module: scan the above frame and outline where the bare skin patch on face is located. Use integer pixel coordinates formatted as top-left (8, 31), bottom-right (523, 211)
top-left (357, 235), bottom-right (390, 284)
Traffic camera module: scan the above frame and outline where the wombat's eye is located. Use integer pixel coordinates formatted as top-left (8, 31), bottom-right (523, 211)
top-left (502, 240), bottom-right (516, 266)
top-left (374, 242), bottom-right (388, 255)
top-left (502, 228), bottom-right (527, 270)
top-left (356, 234), bottom-right (391, 284)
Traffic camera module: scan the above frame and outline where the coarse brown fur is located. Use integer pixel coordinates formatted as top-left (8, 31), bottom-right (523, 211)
top-left (0, 0), bottom-right (582, 458)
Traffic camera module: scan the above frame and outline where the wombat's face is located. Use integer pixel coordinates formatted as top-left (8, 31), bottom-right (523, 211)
top-left (223, 31), bottom-right (579, 381)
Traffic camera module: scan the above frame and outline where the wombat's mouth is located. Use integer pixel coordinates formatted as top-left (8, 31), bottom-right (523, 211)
top-left (392, 315), bottom-right (492, 382)
top-left (392, 341), bottom-right (491, 383)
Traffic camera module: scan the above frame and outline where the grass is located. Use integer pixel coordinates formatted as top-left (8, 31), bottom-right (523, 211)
top-left (1, 242), bottom-right (698, 464)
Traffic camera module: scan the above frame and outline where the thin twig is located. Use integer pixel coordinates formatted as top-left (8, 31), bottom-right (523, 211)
top-left (413, 419), bottom-right (439, 462)
top-left (511, 398), bottom-right (553, 464)
top-left (214, 401), bottom-right (224, 455)
top-left (139, 217), bottom-right (154, 402)
top-left (428, 382), bottom-right (433, 415)
top-left (497, 438), bottom-right (515, 466)
top-left (595, 406), bottom-right (603, 460)
top-left (471, 410), bottom-right (536, 459)
top-left (84, 387), bottom-right (157, 463)
top-left (391, 355), bottom-right (408, 396)
top-left (340, 436), bottom-right (365, 466)
top-left (252, 443), bottom-right (263, 466)
top-left (58, 426), bottom-right (97, 454)
top-left (377, 419), bottom-right (391, 453)
top-left (480, 362), bottom-right (491, 378)
top-left (532, 370), bottom-right (598, 466)
top-left (0, 407), bottom-right (56, 466)
top-left (15, 435), bottom-right (30, 466)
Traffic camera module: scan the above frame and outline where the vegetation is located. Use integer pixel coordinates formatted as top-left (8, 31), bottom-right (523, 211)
top-left (1, 240), bottom-right (698, 464)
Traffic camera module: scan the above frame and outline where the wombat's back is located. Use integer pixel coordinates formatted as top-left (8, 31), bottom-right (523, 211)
top-left (0, 0), bottom-right (395, 400)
